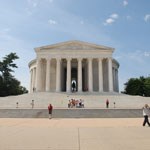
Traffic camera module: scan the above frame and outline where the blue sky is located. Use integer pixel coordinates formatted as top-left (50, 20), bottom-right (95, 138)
top-left (0, 0), bottom-right (150, 92)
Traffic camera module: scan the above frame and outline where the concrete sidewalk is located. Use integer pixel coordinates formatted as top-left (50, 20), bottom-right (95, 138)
top-left (0, 118), bottom-right (150, 150)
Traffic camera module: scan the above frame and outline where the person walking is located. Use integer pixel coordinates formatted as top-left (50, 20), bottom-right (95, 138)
top-left (142, 104), bottom-right (150, 127)
top-left (48, 104), bottom-right (53, 119)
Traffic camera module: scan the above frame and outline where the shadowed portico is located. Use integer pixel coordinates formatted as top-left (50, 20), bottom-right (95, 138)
top-left (61, 59), bottom-right (87, 92)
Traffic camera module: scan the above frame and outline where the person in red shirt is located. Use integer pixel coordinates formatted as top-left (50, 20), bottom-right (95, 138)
top-left (48, 104), bottom-right (53, 119)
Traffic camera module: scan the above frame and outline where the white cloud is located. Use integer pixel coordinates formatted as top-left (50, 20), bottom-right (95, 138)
top-left (104, 13), bottom-right (119, 25)
top-left (48, 19), bottom-right (57, 25)
top-left (144, 14), bottom-right (150, 22)
top-left (26, 0), bottom-right (54, 15)
top-left (26, 0), bottom-right (38, 15)
top-left (123, 0), bottom-right (128, 6)
top-left (27, 0), bottom-right (38, 8)
top-left (110, 13), bottom-right (119, 19)
top-left (106, 18), bottom-right (115, 24)
top-left (27, 0), bottom-right (53, 7)
top-left (144, 51), bottom-right (150, 57)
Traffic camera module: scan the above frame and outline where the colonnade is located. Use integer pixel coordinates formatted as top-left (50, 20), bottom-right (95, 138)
top-left (30, 57), bottom-right (118, 93)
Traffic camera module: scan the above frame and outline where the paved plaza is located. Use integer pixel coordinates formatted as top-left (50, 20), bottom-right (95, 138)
top-left (0, 92), bottom-right (150, 149)
top-left (0, 118), bottom-right (150, 150)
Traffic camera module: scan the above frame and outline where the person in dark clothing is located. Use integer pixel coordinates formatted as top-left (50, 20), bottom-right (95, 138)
top-left (72, 81), bottom-right (76, 92)
top-left (142, 104), bottom-right (150, 127)
top-left (106, 99), bottom-right (109, 108)
top-left (48, 104), bottom-right (53, 119)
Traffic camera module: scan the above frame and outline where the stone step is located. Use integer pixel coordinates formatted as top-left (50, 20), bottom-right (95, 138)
top-left (1, 92), bottom-right (150, 109)
top-left (0, 109), bottom-right (143, 118)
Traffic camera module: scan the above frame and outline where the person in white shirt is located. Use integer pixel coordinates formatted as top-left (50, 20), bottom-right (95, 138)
top-left (142, 104), bottom-right (150, 127)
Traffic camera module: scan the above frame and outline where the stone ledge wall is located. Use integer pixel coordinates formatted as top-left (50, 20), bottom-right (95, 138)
top-left (0, 109), bottom-right (142, 118)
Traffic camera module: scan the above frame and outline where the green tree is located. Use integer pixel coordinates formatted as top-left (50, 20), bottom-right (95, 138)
top-left (144, 77), bottom-right (150, 97)
top-left (124, 76), bottom-right (150, 97)
top-left (0, 53), bottom-right (28, 96)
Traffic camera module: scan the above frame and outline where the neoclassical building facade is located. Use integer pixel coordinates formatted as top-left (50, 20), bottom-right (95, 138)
top-left (29, 41), bottom-right (119, 93)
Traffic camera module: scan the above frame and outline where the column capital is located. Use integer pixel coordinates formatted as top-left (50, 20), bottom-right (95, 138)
top-left (46, 57), bottom-right (52, 61)
top-left (88, 58), bottom-right (93, 63)
top-left (88, 57), bottom-right (93, 60)
top-left (66, 58), bottom-right (72, 61)
top-left (56, 57), bottom-right (62, 62)
top-left (37, 57), bottom-right (42, 59)
top-left (36, 58), bottom-right (42, 62)
top-left (98, 57), bottom-right (104, 61)
top-left (107, 57), bottom-right (112, 61)
top-left (77, 58), bottom-right (83, 61)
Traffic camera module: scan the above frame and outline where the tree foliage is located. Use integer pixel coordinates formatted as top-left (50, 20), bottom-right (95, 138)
top-left (0, 53), bottom-right (28, 97)
top-left (123, 76), bottom-right (150, 97)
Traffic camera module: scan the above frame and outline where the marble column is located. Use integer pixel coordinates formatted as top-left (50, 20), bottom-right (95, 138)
top-left (56, 58), bottom-right (61, 92)
top-left (30, 69), bottom-right (33, 93)
top-left (32, 67), bottom-right (36, 92)
top-left (46, 58), bottom-right (51, 92)
top-left (112, 67), bottom-right (115, 91)
top-left (88, 58), bottom-right (93, 92)
top-left (98, 58), bottom-right (103, 92)
top-left (36, 58), bottom-right (42, 91)
top-left (116, 69), bottom-right (119, 92)
top-left (66, 58), bottom-right (71, 92)
top-left (78, 58), bottom-right (82, 92)
top-left (108, 57), bottom-right (113, 92)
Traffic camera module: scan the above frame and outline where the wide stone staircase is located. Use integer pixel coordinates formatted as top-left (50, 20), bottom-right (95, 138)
top-left (0, 92), bottom-right (149, 118)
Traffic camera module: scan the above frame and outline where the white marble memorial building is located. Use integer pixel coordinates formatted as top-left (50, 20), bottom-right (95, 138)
top-left (29, 41), bottom-right (119, 93)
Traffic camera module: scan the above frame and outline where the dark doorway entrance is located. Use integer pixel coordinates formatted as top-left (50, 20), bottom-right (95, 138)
top-left (63, 67), bottom-right (86, 92)
top-left (71, 68), bottom-right (77, 92)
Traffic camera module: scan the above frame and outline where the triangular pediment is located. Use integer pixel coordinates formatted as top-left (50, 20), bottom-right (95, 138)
top-left (35, 40), bottom-right (114, 51)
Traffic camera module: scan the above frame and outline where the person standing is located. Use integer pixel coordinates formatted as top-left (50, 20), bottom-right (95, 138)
top-left (48, 104), bottom-right (53, 119)
top-left (106, 99), bottom-right (109, 108)
top-left (31, 100), bottom-right (34, 109)
top-left (72, 81), bottom-right (76, 92)
top-left (142, 104), bottom-right (150, 127)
